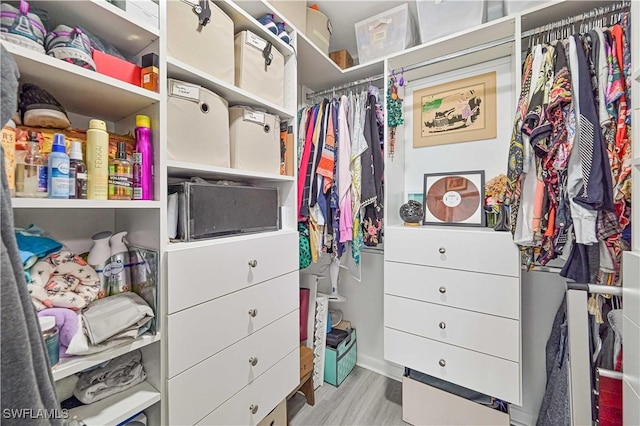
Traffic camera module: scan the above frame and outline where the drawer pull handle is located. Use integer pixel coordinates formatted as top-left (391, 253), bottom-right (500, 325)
top-left (248, 309), bottom-right (258, 317)
top-left (439, 322), bottom-right (446, 330)
top-left (439, 286), bottom-right (447, 294)
top-left (250, 404), bottom-right (259, 414)
top-left (248, 260), bottom-right (258, 268)
top-left (439, 247), bottom-right (446, 254)
top-left (439, 359), bottom-right (446, 367)
top-left (249, 357), bottom-right (259, 366)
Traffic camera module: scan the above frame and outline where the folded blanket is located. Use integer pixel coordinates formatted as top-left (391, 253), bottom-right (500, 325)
top-left (82, 292), bottom-right (154, 346)
top-left (74, 350), bottom-right (146, 404)
top-left (65, 315), bottom-right (138, 356)
top-left (37, 308), bottom-right (79, 358)
top-left (29, 251), bottom-right (101, 311)
top-left (55, 374), bottom-right (79, 402)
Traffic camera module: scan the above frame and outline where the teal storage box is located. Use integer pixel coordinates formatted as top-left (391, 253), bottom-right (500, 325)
top-left (324, 328), bottom-right (357, 386)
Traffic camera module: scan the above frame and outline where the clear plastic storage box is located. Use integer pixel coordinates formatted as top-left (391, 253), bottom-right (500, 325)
top-left (416, 0), bottom-right (486, 45)
top-left (355, 4), bottom-right (415, 65)
top-left (504, 0), bottom-right (550, 16)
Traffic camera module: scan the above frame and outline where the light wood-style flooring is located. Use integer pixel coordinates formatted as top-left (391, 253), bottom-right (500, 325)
top-left (288, 367), bottom-right (405, 426)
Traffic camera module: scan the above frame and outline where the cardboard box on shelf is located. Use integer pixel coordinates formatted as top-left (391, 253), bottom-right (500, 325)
top-left (15, 126), bottom-right (136, 161)
top-left (93, 50), bottom-right (142, 88)
top-left (329, 50), bottom-right (354, 69)
top-left (257, 399), bottom-right (287, 426)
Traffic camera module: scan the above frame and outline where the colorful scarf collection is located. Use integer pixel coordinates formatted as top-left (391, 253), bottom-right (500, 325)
top-left (506, 13), bottom-right (632, 287)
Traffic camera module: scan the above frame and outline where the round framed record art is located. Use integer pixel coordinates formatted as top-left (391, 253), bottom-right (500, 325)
top-left (422, 170), bottom-right (485, 226)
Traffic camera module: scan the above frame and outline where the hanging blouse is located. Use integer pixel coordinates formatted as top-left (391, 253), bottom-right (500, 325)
top-left (338, 95), bottom-right (353, 244)
top-left (505, 50), bottom-right (534, 236)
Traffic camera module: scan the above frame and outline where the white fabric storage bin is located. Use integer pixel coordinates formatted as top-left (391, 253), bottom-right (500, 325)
top-left (229, 107), bottom-right (281, 174)
top-left (306, 8), bottom-right (331, 55)
top-left (167, 0), bottom-right (234, 84)
top-left (234, 31), bottom-right (285, 107)
top-left (167, 79), bottom-right (230, 168)
top-left (504, 0), bottom-right (550, 15)
top-left (355, 4), bottom-right (414, 64)
top-left (416, 0), bottom-right (486, 44)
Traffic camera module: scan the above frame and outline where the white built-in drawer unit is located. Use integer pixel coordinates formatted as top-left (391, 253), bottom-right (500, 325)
top-left (385, 261), bottom-right (520, 319)
top-left (167, 271), bottom-right (298, 378)
top-left (386, 328), bottom-right (520, 402)
top-left (624, 379), bottom-right (640, 426)
top-left (166, 232), bottom-right (298, 313)
top-left (196, 349), bottom-right (299, 426)
top-left (624, 315), bottom-right (640, 397)
top-left (385, 226), bottom-right (520, 277)
top-left (384, 226), bottom-right (521, 406)
top-left (385, 295), bottom-right (519, 361)
top-left (402, 376), bottom-right (510, 426)
top-left (623, 252), bottom-right (640, 327)
top-left (623, 250), bottom-right (640, 420)
top-left (167, 311), bottom-right (298, 425)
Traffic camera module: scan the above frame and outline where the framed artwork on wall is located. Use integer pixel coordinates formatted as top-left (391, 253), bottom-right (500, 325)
top-left (422, 170), bottom-right (485, 227)
top-left (412, 71), bottom-right (497, 148)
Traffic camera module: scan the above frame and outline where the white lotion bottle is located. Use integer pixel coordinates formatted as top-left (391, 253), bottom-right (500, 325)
top-left (88, 231), bottom-right (112, 298)
top-left (106, 231), bottom-right (131, 295)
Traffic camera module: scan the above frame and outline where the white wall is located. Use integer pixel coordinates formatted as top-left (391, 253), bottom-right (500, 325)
top-left (403, 56), bottom-right (514, 196)
top-left (312, 250), bottom-right (404, 381)
top-left (511, 271), bottom-right (566, 426)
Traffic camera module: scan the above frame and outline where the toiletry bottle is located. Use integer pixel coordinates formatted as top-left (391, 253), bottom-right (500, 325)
top-left (2, 119), bottom-right (16, 196)
top-left (133, 115), bottom-right (153, 200)
top-left (86, 119), bottom-right (109, 200)
top-left (38, 316), bottom-right (59, 367)
top-left (108, 141), bottom-right (133, 200)
top-left (141, 53), bottom-right (159, 93)
top-left (15, 132), bottom-right (48, 198)
top-left (48, 134), bottom-right (70, 199)
top-left (68, 141), bottom-right (87, 199)
top-left (106, 231), bottom-right (131, 295)
top-left (88, 231), bottom-right (112, 298)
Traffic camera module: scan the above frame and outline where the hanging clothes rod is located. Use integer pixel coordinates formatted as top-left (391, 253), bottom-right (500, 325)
top-left (597, 368), bottom-right (624, 380)
top-left (521, 1), bottom-right (630, 39)
top-left (393, 36), bottom-right (514, 77)
top-left (567, 282), bottom-right (623, 296)
top-left (526, 264), bottom-right (564, 274)
top-left (306, 74), bottom-right (384, 99)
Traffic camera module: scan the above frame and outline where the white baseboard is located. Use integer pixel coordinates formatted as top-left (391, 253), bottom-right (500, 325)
top-left (356, 354), bottom-right (404, 382)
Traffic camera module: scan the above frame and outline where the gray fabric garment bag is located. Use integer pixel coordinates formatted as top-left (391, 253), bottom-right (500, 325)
top-left (1, 44), bottom-right (62, 425)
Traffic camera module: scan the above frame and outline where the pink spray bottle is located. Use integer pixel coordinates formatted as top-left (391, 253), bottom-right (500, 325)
top-left (133, 115), bottom-right (153, 200)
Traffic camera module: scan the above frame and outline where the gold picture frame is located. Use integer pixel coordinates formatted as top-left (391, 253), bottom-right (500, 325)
top-left (413, 71), bottom-right (497, 148)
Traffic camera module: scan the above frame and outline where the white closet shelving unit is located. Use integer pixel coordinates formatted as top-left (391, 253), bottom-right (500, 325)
top-left (7, 0), bottom-right (638, 424)
top-left (381, 1), bottom-right (638, 424)
top-left (6, 0), bottom-right (163, 424)
top-left (235, 0), bottom-right (386, 91)
top-left (382, 12), bottom-right (523, 412)
top-left (162, 1), bottom-right (300, 425)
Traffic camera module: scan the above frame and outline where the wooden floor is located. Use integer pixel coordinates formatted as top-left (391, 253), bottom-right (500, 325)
top-left (288, 367), bottom-right (405, 426)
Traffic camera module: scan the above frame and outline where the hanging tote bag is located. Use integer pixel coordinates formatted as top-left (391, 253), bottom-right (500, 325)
top-left (299, 222), bottom-right (312, 269)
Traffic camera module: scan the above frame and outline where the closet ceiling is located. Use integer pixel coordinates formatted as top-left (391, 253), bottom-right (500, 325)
top-left (314, 0), bottom-right (419, 59)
